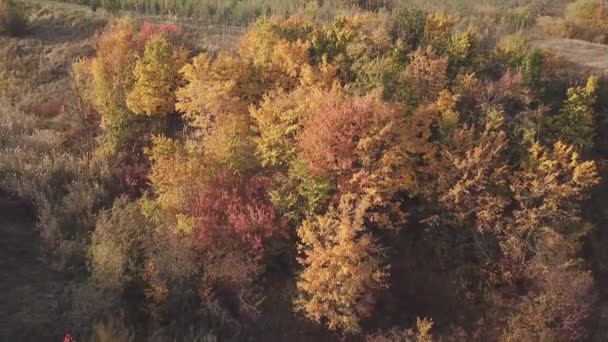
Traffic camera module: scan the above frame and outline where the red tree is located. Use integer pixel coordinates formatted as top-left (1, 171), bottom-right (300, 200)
top-left (193, 170), bottom-right (286, 260)
top-left (298, 94), bottom-right (374, 177)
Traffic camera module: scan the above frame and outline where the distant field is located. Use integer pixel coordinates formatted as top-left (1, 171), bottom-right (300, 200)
top-left (52, 0), bottom-right (573, 25)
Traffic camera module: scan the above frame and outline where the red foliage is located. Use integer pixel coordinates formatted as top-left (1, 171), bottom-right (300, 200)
top-left (298, 95), bottom-right (374, 177)
top-left (136, 21), bottom-right (181, 46)
top-left (193, 170), bottom-right (286, 259)
top-left (63, 334), bottom-right (75, 342)
top-left (95, 21), bottom-right (181, 58)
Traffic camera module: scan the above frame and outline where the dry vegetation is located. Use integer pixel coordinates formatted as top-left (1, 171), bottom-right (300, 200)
top-left (2, 0), bottom-right (608, 341)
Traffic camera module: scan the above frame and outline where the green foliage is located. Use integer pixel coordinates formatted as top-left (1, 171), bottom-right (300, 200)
top-left (389, 7), bottom-right (427, 49)
top-left (90, 196), bottom-right (148, 290)
top-left (544, 76), bottom-right (597, 149)
top-left (521, 48), bottom-right (544, 93)
top-left (446, 31), bottom-right (477, 78)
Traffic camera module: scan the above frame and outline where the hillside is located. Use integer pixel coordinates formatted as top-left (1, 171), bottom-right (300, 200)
top-left (2, 0), bottom-right (608, 341)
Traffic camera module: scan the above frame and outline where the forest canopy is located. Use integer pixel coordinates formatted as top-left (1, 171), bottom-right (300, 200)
top-left (1, 0), bottom-right (608, 341)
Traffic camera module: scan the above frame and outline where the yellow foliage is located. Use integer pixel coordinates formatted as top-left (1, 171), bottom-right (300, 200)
top-left (351, 98), bottom-right (417, 229)
top-left (416, 317), bottom-right (434, 342)
top-left (250, 87), bottom-right (324, 168)
top-left (424, 12), bottom-right (456, 47)
top-left (145, 136), bottom-right (206, 221)
top-left (203, 113), bottom-right (259, 175)
top-left (507, 141), bottom-right (600, 264)
top-left (126, 36), bottom-right (188, 116)
top-left (440, 126), bottom-right (511, 233)
top-left (296, 193), bottom-right (388, 333)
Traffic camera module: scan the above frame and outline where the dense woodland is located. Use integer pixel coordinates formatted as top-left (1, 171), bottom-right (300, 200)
top-left (2, 0), bottom-right (608, 341)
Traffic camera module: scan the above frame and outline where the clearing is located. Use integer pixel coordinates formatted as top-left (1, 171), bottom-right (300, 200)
top-left (533, 38), bottom-right (608, 74)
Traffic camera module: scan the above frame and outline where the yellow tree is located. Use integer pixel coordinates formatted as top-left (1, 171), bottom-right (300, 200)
top-left (127, 36), bottom-right (188, 116)
top-left (507, 141), bottom-right (599, 267)
top-left (176, 52), bottom-right (258, 131)
top-left (250, 87), bottom-right (324, 169)
top-left (439, 114), bottom-right (511, 234)
top-left (296, 193), bottom-right (388, 333)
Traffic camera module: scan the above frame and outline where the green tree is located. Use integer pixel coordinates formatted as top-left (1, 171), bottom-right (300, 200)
top-left (544, 76), bottom-right (597, 149)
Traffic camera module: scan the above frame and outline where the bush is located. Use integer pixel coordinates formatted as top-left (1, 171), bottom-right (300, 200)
top-left (90, 196), bottom-right (148, 290)
top-left (564, 0), bottom-right (608, 43)
top-left (89, 318), bottom-right (135, 342)
top-left (0, 0), bottom-right (27, 36)
top-left (0, 106), bottom-right (109, 270)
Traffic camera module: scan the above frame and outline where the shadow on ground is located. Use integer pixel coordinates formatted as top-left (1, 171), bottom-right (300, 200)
top-left (0, 198), bottom-right (70, 341)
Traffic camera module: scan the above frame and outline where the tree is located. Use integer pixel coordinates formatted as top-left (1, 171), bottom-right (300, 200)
top-left (203, 113), bottom-right (259, 176)
top-left (506, 141), bottom-right (599, 266)
top-left (298, 93), bottom-right (375, 177)
top-left (404, 46), bottom-right (448, 103)
top-left (389, 7), bottom-right (427, 49)
top-left (544, 75), bottom-right (597, 149)
top-left (74, 20), bottom-right (185, 160)
top-left (193, 171), bottom-right (286, 260)
top-left (176, 52), bottom-right (258, 131)
top-left (296, 194), bottom-right (388, 333)
top-left (439, 124), bottom-right (511, 234)
top-left (424, 12), bottom-right (455, 50)
top-left (250, 87), bottom-right (324, 169)
top-left (144, 136), bottom-right (207, 228)
top-left (126, 36), bottom-right (188, 116)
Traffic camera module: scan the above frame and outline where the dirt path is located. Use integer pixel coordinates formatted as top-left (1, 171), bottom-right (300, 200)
top-left (0, 199), bottom-right (69, 341)
top-left (533, 38), bottom-right (608, 74)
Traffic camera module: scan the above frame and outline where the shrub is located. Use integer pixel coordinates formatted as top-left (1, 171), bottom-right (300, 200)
top-left (89, 318), bottom-right (135, 342)
top-left (0, 106), bottom-right (109, 269)
top-left (534, 16), bottom-right (569, 39)
top-left (0, 0), bottom-right (27, 36)
top-left (501, 269), bottom-right (596, 342)
top-left (90, 196), bottom-right (148, 290)
top-left (389, 7), bottom-right (427, 49)
top-left (564, 0), bottom-right (608, 43)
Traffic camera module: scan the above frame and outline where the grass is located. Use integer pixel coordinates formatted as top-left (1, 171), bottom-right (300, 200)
top-left (0, 198), bottom-right (71, 341)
